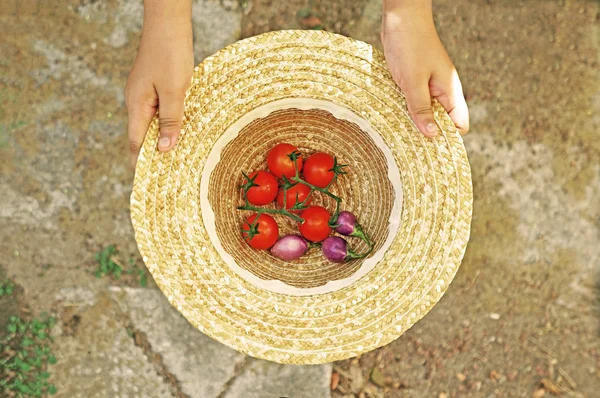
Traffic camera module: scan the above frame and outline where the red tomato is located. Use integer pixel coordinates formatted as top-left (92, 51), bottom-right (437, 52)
top-left (303, 152), bottom-right (335, 188)
top-left (242, 213), bottom-right (279, 249)
top-left (245, 171), bottom-right (278, 206)
top-left (267, 143), bottom-right (303, 179)
top-left (276, 183), bottom-right (311, 211)
top-left (298, 206), bottom-right (332, 242)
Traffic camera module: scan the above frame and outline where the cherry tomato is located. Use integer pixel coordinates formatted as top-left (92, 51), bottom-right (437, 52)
top-left (242, 213), bottom-right (279, 250)
top-left (303, 152), bottom-right (335, 188)
top-left (267, 143), bottom-right (303, 179)
top-left (298, 206), bottom-right (332, 242)
top-left (276, 183), bottom-right (311, 211)
top-left (245, 171), bottom-right (278, 206)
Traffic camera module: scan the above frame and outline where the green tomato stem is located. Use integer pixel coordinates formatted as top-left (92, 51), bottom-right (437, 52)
top-left (290, 176), bottom-right (342, 204)
top-left (345, 239), bottom-right (374, 260)
top-left (308, 241), bottom-right (322, 249)
top-left (290, 176), bottom-right (342, 224)
top-left (344, 223), bottom-right (375, 261)
top-left (289, 154), bottom-right (346, 224)
top-left (281, 177), bottom-right (290, 211)
top-left (237, 204), bottom-right (304, 223)
top-left (238, 154), bottom-right (375, 258)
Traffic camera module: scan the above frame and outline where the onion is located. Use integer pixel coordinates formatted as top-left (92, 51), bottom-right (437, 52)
top-left (322, 236), bottom-right (348, 263)
top-left (334, 210), bottom-right (370, 242)
top-left (271, 235), bottom-right (309, 261)
top-left (335, 211), bottom-right (357, 236)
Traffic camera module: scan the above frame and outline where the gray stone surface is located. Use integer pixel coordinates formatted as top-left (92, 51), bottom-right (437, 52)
top-left (51, 294), bottom-right (173, 398)
top-left (111, 287), bottom-right (245, 398)
top-left (223, 359), bottom-right (332, 398)
top-left (192, 0), bottom-right (244, 62)
top-left (78, 0), bottom-right (242, 61)
top-left (110, 287), bottom-right (332, 398)
top-left (2, 0), bottom-right (599, 396)
top-left (1, 0), bottom-right (332, 395)
top-left (347, 0), bottom-right (381, 47)
top-left (48, 286), bottom-right (333, 398)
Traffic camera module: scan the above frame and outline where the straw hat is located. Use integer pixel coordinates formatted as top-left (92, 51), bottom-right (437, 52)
top-left (131, 30), bottom-right (472, 364)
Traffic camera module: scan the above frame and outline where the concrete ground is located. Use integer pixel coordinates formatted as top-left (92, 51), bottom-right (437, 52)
top-left (1, 0), bottom-right (598, 397)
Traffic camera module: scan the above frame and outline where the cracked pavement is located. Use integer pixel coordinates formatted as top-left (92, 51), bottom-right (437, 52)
top-left (1, 0), bottom-right (599, 397)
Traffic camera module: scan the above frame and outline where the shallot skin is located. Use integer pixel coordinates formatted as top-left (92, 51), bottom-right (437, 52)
top-left (335, 211), bottom-right (357, 236)
top-left (322, 236), bottom-right (348, 263)
top-left (270, 235), bottom-right (309, 261)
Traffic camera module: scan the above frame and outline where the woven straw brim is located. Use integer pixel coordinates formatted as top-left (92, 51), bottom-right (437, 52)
top-left (131, 30), bottom-right (472, 364)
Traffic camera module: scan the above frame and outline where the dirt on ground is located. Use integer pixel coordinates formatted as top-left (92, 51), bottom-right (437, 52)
top-left (242, 1), bottom-right (600, 397)
top-left (1, 0), bottom-right (598, 397)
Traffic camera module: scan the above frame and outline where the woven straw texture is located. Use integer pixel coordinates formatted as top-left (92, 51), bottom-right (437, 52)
top-left (131, 30), bottom-right (473, 364)
top-left (209, 108), bottom-right (395, 289)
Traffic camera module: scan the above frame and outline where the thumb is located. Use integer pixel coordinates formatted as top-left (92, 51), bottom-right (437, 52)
top-left (156, 90), bottom-right (185, 152)
top-left (435, 72), bottom-right (470, 135)
top-left (403, 81), bottom-right (438, 138)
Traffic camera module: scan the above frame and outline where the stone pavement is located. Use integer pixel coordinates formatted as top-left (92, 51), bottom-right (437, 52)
top-left (50, 286), bottom-right (330, 397)
top-left (1, 0), bottom-right (332, 396)
top-left (1, 0), bottom-right (599, 397)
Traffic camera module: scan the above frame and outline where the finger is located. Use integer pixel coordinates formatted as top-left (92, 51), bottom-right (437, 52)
top-left (156, 89), bottom-right (185, 152)
top-left (402, 80), bottom-right (438, 138)
top-left (435, 73), bottom-right (470, 135)
top-left (127, 101), bottom-right (157, 168)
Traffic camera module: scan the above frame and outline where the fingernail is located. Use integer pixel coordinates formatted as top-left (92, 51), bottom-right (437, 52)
top-left (426, 123), bottom-right (438, 136)
top-left (158, 136), bottom-right (171, 150)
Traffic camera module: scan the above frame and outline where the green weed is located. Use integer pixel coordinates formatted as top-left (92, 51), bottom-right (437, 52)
top-left (36, 265), bottom-right (52, 278)
top-left (94, 245), bottom-right (122, 279)
top-left (95, 246), bottom-right (147, 287)
top-left (0, 280), bottom-right (15, 297)
top-left (0, 314), bottom-right (58, 397)
top-left (0, 121), bottom-right (27, 148)
top-left (296, 2), bottom-right (326, 31)
top-left (126, 258), bottom-right (147, 288)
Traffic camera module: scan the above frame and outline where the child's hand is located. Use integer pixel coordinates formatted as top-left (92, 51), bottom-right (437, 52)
top-left (125, 0), bottom-right (193, 167)
top-left (381, 1), bottom-right (469, 137)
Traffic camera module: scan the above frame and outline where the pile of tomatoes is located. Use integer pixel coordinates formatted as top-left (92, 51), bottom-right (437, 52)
top-left (240, 143), bottom-right (340, 249)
